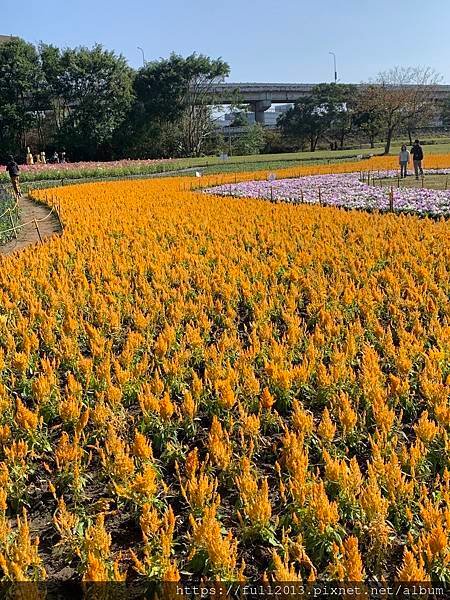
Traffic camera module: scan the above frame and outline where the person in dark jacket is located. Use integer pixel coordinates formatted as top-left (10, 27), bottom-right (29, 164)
top-left (410, 139), bottom-right (424, 180)
top-left (5, 155), bottom-right (21, 197)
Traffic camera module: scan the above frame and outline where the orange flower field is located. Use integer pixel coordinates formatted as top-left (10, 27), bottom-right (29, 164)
top-left (0, 159), bottom-right (448, 584)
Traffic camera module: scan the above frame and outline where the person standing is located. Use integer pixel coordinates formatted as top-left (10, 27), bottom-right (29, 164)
top-left (410, 139), bottom-right (424, 180)
top-left (6, 155), bottom-right (21, 197)
top-left (26, 146), bottom-right (34, 165)
top-left (399, 144), bottom-right (410, 178)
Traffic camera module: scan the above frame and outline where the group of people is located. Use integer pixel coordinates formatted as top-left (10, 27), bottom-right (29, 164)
top-left (5, 149), bottom-right (69, 199)
top-left (398, 139), bottom-right (424, 179)
top-left (26, 148), bottom-right (67, 165)
top-left (49, 151), bottom-right (67, 164)
top-left (5, 141), bottom-right (426, 200)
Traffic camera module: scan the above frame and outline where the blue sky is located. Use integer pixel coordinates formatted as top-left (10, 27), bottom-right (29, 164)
top-left (3, 0), bottom-right (449, 83)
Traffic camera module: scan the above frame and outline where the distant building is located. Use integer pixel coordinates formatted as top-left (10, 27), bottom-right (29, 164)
top-left (274, 103), bottom-right (294, 112)
top-left (224, 111), bottom-right (255, 125)
top-left (217, 103), bottom-right (294, 130)
top-left (263, 104), bottom-right (293, 126)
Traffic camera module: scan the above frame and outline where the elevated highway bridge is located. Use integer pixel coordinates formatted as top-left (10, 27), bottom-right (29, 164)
top-left (210, 82), bottom-right (450, 123)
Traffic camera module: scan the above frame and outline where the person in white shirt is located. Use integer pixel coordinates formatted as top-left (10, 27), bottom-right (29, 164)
top-left (399, 144), bottom-right (410, 178)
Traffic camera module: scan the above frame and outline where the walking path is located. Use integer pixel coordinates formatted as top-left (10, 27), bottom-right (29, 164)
top-left (0, 195), bottom-right (61, 256)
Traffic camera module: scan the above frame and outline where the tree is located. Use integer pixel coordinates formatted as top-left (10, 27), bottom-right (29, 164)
top-left (442, 99), bottom-right (450, 130)
top-left (230, 111), bottom-right (248, 127)
top-left (234, 124), bottom-right (265, 155)
top-left (278, 84), bottom-right (356, 151)
top-left (262, 129), bottom-right (298, 154)
top-left (38, 44), bottom-right (69, 146)
top-left (133, 53), bottom-right (229, 157)
top-left (278, 96), bottom-right (325, 152)
top-left (42, 45), bottom-right (134, 160)
top-left (353, 109), bottom-right (384, 148)
top-left (354, 90), bottom-right (384, 148)
top-left (359, 67), bottom-right (441, 155)
top-left (0, 38), bottom-right (43, 157)
top-left (315, 83), bottom-right (357, 149)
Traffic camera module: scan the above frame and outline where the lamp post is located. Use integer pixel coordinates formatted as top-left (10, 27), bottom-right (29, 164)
top-left (329, 51), bottom-right (337, 83)
top-left (137, 46), bottom-right (146, 67)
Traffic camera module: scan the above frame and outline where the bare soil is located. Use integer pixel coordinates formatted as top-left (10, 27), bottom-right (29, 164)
top-left (0, 195), bottom-right (61, 256)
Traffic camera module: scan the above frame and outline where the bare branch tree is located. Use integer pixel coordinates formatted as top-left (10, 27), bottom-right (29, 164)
top-left (359, 66), bottom-right (442, 154)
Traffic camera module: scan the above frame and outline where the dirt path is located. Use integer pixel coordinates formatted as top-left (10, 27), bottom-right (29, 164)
top-left (0, 195), bottom-right (61, 256)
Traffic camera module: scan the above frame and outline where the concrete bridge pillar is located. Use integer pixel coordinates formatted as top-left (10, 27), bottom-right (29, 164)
top-left (251, 99), bottom-right (272, 124)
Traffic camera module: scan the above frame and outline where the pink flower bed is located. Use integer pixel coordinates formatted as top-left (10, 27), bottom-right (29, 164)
top-left (206, 171), bottom-right (450, 217)
top-left (0, 159), bottom-right (170, 172)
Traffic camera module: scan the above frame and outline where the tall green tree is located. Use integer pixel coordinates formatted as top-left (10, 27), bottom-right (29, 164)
top-left (133, 53), bottom-right (229, 157)
top-left (42, 44), bottom-right (134, 160)
top-left (278, 84), bottom-right (356, 151)
top-left (0, 39), bottom-right (43, 157)
top-left (319, 83), bottom-right (357, 148)
top-left (278, 96), bottom-right (325, 152)
top-left (234, 124), bottom-right (265, 155)
top-left (353, 96), bottom-right (384, 149)
top-left (278, 83), bottom-right (355, 152)
top-left (230, 111), bottom-right (249, 127)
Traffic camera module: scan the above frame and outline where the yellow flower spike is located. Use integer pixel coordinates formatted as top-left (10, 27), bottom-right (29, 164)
top-left (291, 400), bottom-right (314, 435)
top-left (414, 410), bottom-right (440, 444)
top-left (5, 439), bottom-right (29, 464)
top-left (340, 536), bottom-right (365, 581)
top-left (307, 480), bottom-right (339, 534)
top-left (0, 507), bottom-right (47, 581)
top-left (53, 496), bottom-right (79, 544)
top-left (396, 549), bottom-right (428, 582)
top-left (189, 500), bottom-right (238, 577)
top-left (132, 432), bottom-right (153, 461)
top-left (55, 432), bottom-right (82, 470)
top-left (138, 385), bottom-right (160, 415)
top-left (260, 387), bottom-right (275, 410)
top-left (15, 399), bottom-right (39, 433)
top-left (131, 464), bottom-right (158, 501)
top-left (191, 371), bottom-right (203, 399)
top-left (12, 352), bottom-right (29, 375)
top-left (427, 523), bottom-right (447, 556)
top-left (59, 395), bottom-right (82, 424)
top-left (83, 552), bottom-right (108, 582)
top-left (208, 416), bottom-right (232, 471)
top-left (215, 378), bottom-right (236, 410)
top-left (181, 390), bottom-right (196, 421)
top-left (336, 391), bottom-right (358, 436)
top-left (159, 392), bottom-right (175, 421)
top-left (317, 407), bottom-right (336, 442)
top-left (140, 503), bottom-right (161, 539)
top-left (75, 407), bottom-right (90, 436)
top-left (360, 476), bottom-right (390, 523)
top-left (272, 551), bottom-right (294, 581)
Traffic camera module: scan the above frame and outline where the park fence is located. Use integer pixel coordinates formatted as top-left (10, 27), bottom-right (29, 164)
top-left (0, 187), bottom-right (20, 244)
top-left (0, 196), bottom-right (63, 245)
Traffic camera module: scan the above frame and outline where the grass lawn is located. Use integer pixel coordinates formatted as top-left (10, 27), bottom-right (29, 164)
top-left (197, 138), bottom-right (450, 174)
top-left (3, 136), bottom-right (450, 184)
top-left (193, 136), bottom-right (450, 170)
top-left (378, 172), bottom-right (450, 190)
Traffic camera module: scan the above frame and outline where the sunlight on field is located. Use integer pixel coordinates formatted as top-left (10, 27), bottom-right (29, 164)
top-left (0, 162), bottom-right (448, 582)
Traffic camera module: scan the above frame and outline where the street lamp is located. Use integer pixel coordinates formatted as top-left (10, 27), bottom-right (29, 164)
top-left (329, 51), bottom-right (337, 83)
top-left (137, 46), bottom-right (146, 67)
